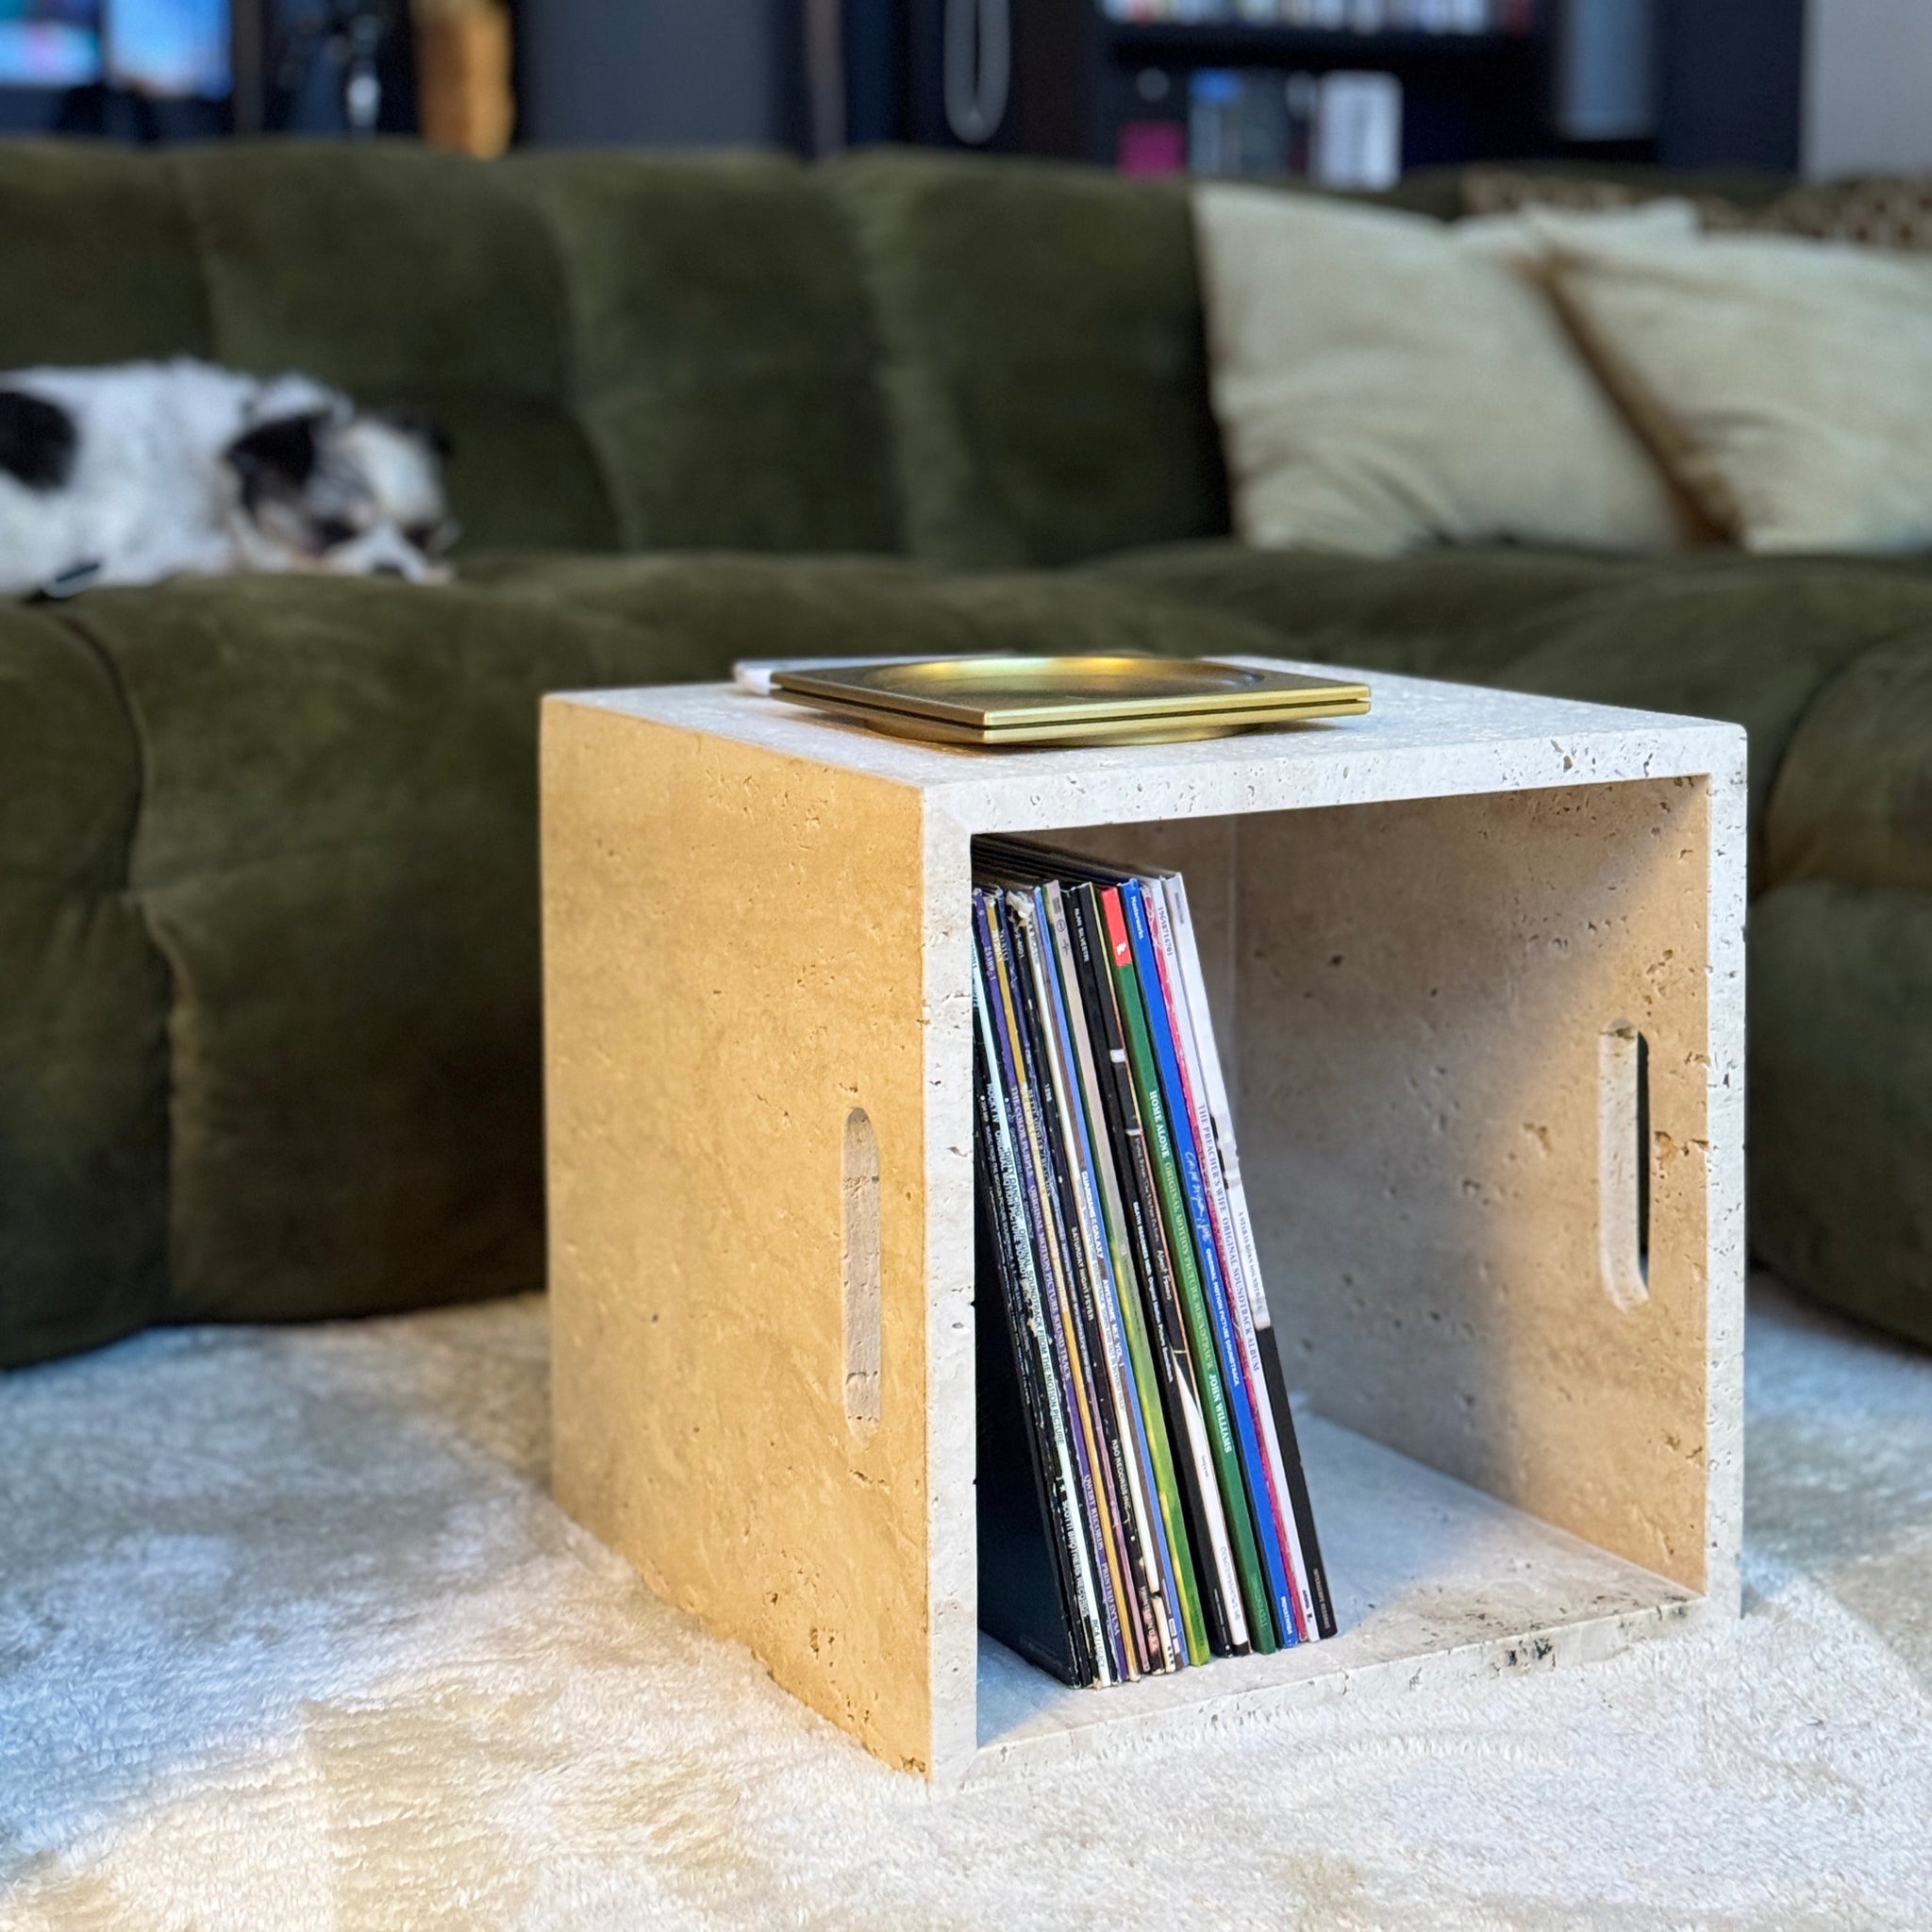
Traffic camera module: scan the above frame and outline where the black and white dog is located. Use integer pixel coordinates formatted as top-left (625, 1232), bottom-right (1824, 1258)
top-left (0, 358), bottom-right (457, 598)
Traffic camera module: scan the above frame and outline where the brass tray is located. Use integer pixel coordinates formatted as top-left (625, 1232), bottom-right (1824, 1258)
top-left (769, 656), bottom-right (1371, 747)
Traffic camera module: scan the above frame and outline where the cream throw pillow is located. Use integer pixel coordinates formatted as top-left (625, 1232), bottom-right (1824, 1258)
top-left (1541, 224), bottom-right (1932, 553)
top-left (1192, 185), bottom-right (1694, 557)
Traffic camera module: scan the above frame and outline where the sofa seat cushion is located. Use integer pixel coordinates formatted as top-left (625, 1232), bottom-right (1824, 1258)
top-left (1767, 631), bottom-right (1932, 893)
top-left (1087, 541), bottom-right (1932, 871)
top-left (1752, 881), bottom-right (1932, 1349)
top-left (0, 607), bottom-right (170, 1368)
top-left (48, 575), bottom-right (714, 1338)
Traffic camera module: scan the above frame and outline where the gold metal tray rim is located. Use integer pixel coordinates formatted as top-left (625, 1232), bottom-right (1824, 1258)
top-left (774, 687), bottom-right (1371, 747)
top-left (770, 655), bottom-right (1370, 729)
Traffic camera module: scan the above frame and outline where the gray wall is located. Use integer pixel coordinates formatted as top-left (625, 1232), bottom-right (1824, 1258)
top-left (1806, 0), bottom-right (1932, 176)
top-left (520, 0), bottom-right (785, 147)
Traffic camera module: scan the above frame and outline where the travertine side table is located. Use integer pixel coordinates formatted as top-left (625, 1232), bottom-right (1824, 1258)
top-left (540, 663), bottom-right (1746, 1783)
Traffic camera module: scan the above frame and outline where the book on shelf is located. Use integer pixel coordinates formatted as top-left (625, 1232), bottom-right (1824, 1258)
top-left (974, 835), bottom-right (1336, 1688)
top-left (1181, 65), bottom-right (1398, 188)
top-left (1102, 0), bottom-right (1525, 32)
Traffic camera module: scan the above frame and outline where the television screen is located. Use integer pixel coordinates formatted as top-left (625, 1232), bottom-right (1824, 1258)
top-left (108, 0), bottom-right (227, 96)
top-left (0, 0), bottom-right (228, 95)
top-left (0, 0), bottom-right (103, 87)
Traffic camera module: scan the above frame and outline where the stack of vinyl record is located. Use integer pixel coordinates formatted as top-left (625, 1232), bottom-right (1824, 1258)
top-left (973, 835), bottom-right (1336, 1687)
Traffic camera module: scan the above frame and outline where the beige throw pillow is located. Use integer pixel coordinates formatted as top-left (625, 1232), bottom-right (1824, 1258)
top-left (1191, 185), bottom-right (1694, 557)
top-left (1541, 224), bottom-right (1932, 553)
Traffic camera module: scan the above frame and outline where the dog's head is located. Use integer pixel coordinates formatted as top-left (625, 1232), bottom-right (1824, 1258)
top-left (225, 403), bottom-right (458, 582)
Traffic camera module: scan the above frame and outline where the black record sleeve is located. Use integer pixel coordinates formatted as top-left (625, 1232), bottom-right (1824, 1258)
top-left (1256, 1331), bottom-right (1338, 1641)
top-left (974, 1053), bottom-right (1093, 1684)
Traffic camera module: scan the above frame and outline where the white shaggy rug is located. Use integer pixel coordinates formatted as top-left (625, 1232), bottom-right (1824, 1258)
top-left (3, 1276), bottom-right (1929, 1931)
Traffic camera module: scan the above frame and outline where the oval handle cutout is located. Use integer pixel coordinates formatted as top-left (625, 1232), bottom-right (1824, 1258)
top-left (842, 1108), bottom-right (882, 1433)
top-left (1598, 1022), bottom-right (1651, 1311)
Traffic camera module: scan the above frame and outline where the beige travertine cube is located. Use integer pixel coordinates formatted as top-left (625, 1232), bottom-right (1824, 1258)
top-left (541, 665), bottom-right (1745, 1782)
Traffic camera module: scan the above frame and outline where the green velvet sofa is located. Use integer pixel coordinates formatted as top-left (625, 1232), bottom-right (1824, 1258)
top-left (4, 139), bottom-right (1928, 1369)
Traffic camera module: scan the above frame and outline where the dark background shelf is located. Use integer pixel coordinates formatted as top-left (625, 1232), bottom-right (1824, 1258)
top-left (1093, 8), bottom-right (1554, 175)
top-left (0, 0), bottom-right (1802, 175)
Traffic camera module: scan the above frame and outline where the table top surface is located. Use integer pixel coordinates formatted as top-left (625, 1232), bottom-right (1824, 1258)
top-left (552, 658), bottom-right (1746, 832)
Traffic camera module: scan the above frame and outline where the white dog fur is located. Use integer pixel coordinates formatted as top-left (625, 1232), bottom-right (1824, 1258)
top-left (0, 358), bottom-right (455, 599)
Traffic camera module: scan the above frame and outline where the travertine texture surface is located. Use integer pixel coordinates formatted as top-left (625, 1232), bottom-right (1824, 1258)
top-left (975, 1406), bottom-right (1700, 1772)
top-left (542, 664), bottom-right (1746, 1779)
top-left (1237, 781), bottom-right (1718, 1591)
top-left (541, 703), bottom-right (937, 1770)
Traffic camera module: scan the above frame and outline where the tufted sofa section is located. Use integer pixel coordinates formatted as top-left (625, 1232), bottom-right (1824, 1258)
top-left (2, 141), bottom-right (1928, 1365)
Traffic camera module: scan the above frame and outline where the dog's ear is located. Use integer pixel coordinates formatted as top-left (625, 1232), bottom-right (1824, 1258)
top-left (0, 390), bottom-right (77, 492)
top-left (375, 405), bottom-right (453, 460)
top-left (225, 409), bottom-right (327, 498)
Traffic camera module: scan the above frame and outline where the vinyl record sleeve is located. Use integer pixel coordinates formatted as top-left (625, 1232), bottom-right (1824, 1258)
top-left (983, 894), bottom-right (1138, 1681)
top-left (1143, 877), bottom-right (1305, 1647)
top-left (974, 948), bottom-right (1103, 1679)
top-left (980, 841), bottom-right (1243, 1657)
top-left (1041, 881), bottom-right (1188, 1674)
top-left (1257, 1327), bottom-right (1338, 1641)
top-left (1116, 879), bottom-right (1285, 1653)
top-left (967, 836), bottom-right (1339, 1675)
top-left (1097, 885), bottom-right (1264, 1654)
top-left (1158, 874), bottom-right (1333, 1642)
top-left (981, 836), bottom-right (1334, 1651)
top-left (1019, 885), bottom-right (1171, 1673)
top-left (974, 1048), bottom-right (1091, 1686)
top-left (1061, 883), bottom-right (1218, 1667)
top-left (1005, 891), bottom-right (1158, 1677)
top-left (975, 896), bottom-right (1123, 1683)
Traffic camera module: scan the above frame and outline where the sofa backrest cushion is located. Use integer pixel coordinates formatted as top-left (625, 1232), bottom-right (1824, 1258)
top-left (0, 139), bottom-right (903, 558)
top-left (0, 142), bottom-right (215, 371)
top-left (828, 148), bottom-right (1231, 568)
top-left (508, 152), bottom-right (902, 556)
top-left (172, 141), bottom-right (615, 552)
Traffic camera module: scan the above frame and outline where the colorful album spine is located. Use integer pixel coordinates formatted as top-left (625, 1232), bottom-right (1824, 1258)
top-left (1029, 883), bottom-right (1177, 1671)
top-left (1066, 884), bottom-right (1228, 1661)
top-left (1101, 884), bottom-right (1269, 1653)
top-left (1008, 890), bottom-right (1163, 1674)
top-left (994, 893), bottom-right (1147, 1678)
top-left (975, 893), bottom-right (1128, 1682)
top-left (1147, 875), bottom-right (1310, 1644)
top-left (1040, 881), bottom-right (1191, 1670)
top-left (1122, 876), bottom-right (1294, 1650)
top-left (1158, 873), bottom-right (1335, 1640)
